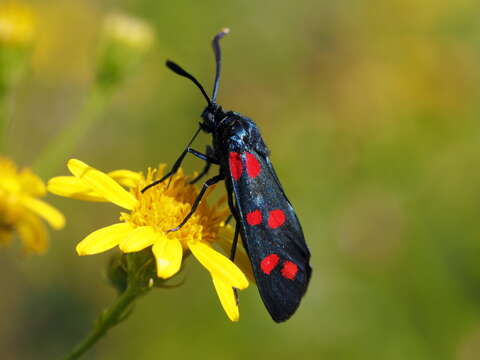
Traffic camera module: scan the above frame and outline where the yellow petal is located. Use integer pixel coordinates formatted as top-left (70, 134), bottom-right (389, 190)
top-left (67, 159), bottom-right (138, 210)
top-left (152, 235), bottom-right (182, 279)
top-left (21, 195), bottom-right (65, 229)
top-left (19, 169), bottom-right (46, 196)
top-left (108, 170), bottom-right (141, 188)
top-left (47, 176), bottom-right (107, 202)
top-left (119, 226), bottom-right (157, 253)
top-left (188, 241), bottom-right (249, 290)
top-left (212, 274), bottom-right (240, 322)
top-left (76, 223), bottom-right (133, 255)
top-left (217, 226), bottom-right (256, 284)
top-left (16, 213), bottom-right (48, 254)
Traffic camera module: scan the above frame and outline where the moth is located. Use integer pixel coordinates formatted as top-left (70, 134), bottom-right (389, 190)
top-left (143, 29), bottom-right (311, 322)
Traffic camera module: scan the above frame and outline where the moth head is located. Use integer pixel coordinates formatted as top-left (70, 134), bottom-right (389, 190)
top-left (165, 29), bottom-right (230, 133)
top-left (200, 103), bottom-right (225, 133)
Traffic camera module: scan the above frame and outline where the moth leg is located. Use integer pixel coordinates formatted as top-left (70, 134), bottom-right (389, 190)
top-left (224, 214), bottom-right (233, 225)
top-left (189, 146), bottom-right (216, 184)
top-left (230, 222), bottom-right (240, 261)
top-left (143, 128), bottom-right (202, 193)
top-left (142, 147), bottom-right (219, 193)
top-left (230, 221), bottom-right (241, 305)
top-left (225, 182), bottom-right (243, 264)
top-left (167, 174), bottom-right (224, 232)
top-left (227, 188), bottom-right (241, 304)
top-left (226, 181), bottom-right (239, 221)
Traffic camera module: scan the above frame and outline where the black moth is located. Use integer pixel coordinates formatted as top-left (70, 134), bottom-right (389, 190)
top-left (143, 29), bottom-right (311, 322)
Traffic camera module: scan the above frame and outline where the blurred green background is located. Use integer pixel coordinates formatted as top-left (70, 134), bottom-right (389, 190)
top-left (2, 0), bottom-right (480, 359)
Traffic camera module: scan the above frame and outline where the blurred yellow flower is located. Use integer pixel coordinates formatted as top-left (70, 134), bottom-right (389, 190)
top-left (96, 13), bottom-right (155, 89)
top-left (0, 156), bottom-right (64, 253)
top-left (0, 1), bottom-right (35, 47)
top-left (103, 13), bottom-right (154, 52)
top-left (48, 159), bottom-right (249, 321)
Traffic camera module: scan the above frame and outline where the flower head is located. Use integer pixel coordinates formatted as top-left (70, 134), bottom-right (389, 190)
top-left (0, 2), bottom-right (35, 47)
top-left (48, 159), bottom-right (250, 321)
top-left (103, 13), bottom-right (154, 52)
top-left (96, 13), bottom-right (155, 90)
top-left (0, 156), bottom-right (64, 253)
top-left (0, 2), bottom-right (35, 94)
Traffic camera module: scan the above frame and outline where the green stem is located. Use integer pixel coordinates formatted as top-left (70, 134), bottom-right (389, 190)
top-left (34, 86), bottom-right (111, 178)
top-left (63, 283), bottom-right (141, 360)
top-left (0, 89), bottom-right (13, 153)
top-left (62, 253), bottom-right (155, 360)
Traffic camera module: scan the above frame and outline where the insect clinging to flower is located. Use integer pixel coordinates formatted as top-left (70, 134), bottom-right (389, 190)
top-left (143, 29), bottom-right (311, 322)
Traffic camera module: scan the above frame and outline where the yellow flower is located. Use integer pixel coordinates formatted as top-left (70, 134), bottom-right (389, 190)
top-left (48, 159), bottom-right (250, 321)
top-left (0, 2), bottom-right (35, 47)
top-left (0, 156), bottom-right (65, 253)
top-left (96, 13), bottom-right (155, 89)
top-left (0, 2), bottom-right (35, 96)
top-left (103, 13), bottom-right (154, 52)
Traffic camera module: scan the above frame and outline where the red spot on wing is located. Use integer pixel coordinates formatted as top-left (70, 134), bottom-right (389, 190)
top-left (229, 152), bottom-right (243, 180)
top-left (260, 254), bottom-right (279, 275)
top-left (246, 209), bottom-right (262, 226)
top-left (245, 152), bottom-right (261, 178)
top-left (268, 209), bottom-right (286, 229)
top-left (281, 261), bottom-right (298, 280)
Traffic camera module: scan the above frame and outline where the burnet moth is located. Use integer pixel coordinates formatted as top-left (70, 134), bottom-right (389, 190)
top-left (143, 29), bottom-right (311, 322)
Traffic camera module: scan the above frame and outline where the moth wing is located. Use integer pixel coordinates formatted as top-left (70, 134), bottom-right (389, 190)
top-left (227, 148), bottom-right (311, 322)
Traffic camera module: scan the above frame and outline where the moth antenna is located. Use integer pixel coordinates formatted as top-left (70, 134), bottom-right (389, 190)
top-left (166, 60), bottom-right (212, 106)
top-left (211, 28), bottom-right (230, 103)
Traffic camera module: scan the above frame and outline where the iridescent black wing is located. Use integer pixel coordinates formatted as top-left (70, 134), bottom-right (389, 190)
top-left (227, 147), bottom-right (311, 322)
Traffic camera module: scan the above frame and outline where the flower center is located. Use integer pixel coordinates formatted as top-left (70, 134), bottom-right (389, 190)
top-left (120, 169), bottom-right (229, 249)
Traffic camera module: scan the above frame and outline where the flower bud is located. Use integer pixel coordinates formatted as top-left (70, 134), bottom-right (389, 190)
top-left (95, 13), bottom-right (155, 90)
top-left (0, 2), bottom-right (35, 94)
top-left (107, 253), bottom-right (128, 293)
